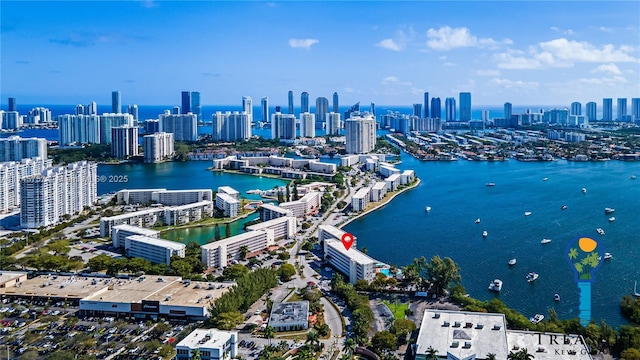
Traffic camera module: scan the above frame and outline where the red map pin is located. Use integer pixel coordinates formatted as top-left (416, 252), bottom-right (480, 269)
top-left (341, 233), bottom-right (355, 251)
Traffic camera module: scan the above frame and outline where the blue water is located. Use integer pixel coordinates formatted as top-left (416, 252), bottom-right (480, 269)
top-left (344, 155), bottom-right (640, 327)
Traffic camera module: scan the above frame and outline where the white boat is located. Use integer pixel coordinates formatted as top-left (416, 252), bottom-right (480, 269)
top-left (543, 177), bottom-right (548, 181)
top-left (609, 217), bottom-right (615, 222)
top-left (530, 314), bottom-right (545, 324)
top-left (488, 279), bottom-right (503, 292)
top-left (508, 258), bottom-right (516, 266)
top-left (582, 187), bottom-right (587, 193)
top-left (632, 175), bottom-right (637, 180)
top-left (604, 253), bottom-right (612, 260)
top-left (524, 211), bottom-right (532, 216)
top-left (526, 272), bottom-right (539, 282)
top-left (554, 293), bottom-right (560, 301)
top-left (604, 207), bottom-right (615, 214)
top-left (561, 205), bottom-right (568, 210)
top-left (541, 239), bottom-right (552, 244)
top-left (475, 218), bottom-right (481, 224)
top-left (633, 281), bottom-right (640, 297)
top-left (486, 182), bottom-right (496, 187)
top-left (425, 206), bottom-right (432, 212)
top-left (482, 231), bottom-right (488, 237)
top-left (596, 228), bottom-right (605, 235)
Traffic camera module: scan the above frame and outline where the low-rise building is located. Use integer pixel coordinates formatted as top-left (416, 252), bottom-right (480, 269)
top-left (379, 163), bottom-right (400, 177)
top-left (215, 192), bottom-right (239, 217)
top-left (125, 235), bottom-right (186, 265)
top-left (112, 224), bottom-right (160, 248)
top-left (217, 186), bottom-right (239, 200)
top-left (116, 189), bottom-right (213, 206)
top-left (258, 203), bottom-right (293, 221)
top-left (386, 173), bottom-right (401, 191)
top-left (246, 216), bottom-right (296, 240)
top-left (323, 239), bottom-right (377, 284)
top-left (201, 230), bottom-right (274, 269)
top-left (318, 224), bottom-right (357, 248)
top-left (0, 271), bottom-right (27, 289)
top-left (351, 187), bottom-right (371, 212)
top-left (164, 201), bottom-right (214, 225)
top-left (400, 170), bottom-right (415, 185)
top-left (175, 329), bottom-right (237, 360)
top-left (370, 182), bottom-right (387, 202)
top-left (279, 191), bottom-right (320, 217)
top-left (268, 301), bottom-right (309, 331)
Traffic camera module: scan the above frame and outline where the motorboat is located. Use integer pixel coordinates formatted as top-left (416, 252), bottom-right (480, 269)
top-left (508, 258), bottom-right (516, 266)
top-left (632, 175), bottom-right (637, 180)
top-left (524, 211), bottom-right (532, 216)
top-left (488, 279), bottom-right (503, 292)
top-left (543, 177), bottom-right (548, 181)
top-left (561, 205), bottom-right (568, 210)
top-left (609, 217), bottom-right (615, 222)
top-left (582, 187), bottom-right (587, 193)
top-left (604, 207), bottom-right (615, 214)
top-left (604, 253), bottom-right (612, 260)
top-left (425, 206), bottom-right (432, 212)
top-left (526, 272), bottom-right (539, 282)
top-left (486, 182), bottom-right (496, 187)
top-left (554, 294), bottom-right (560, 301)
top-left (596, 228), bottom-right (605, 235)
top-left (475, 218), bottom-right (481, 224)
top-left (530, 314), bottom-right (545, 324)
top-left (541, 239), bottom-right (552, 244)
top-left (482, 231), bottom-right (488, 237)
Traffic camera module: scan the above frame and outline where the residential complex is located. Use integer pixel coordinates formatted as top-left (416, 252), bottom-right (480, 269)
top-left (323, 238), bottom-right (378, 284)
top-left (111, 125), bottom-right (139, 159)
top-left (112, 224), bottom-right (161, 248)
top-left (351, 187), bottom-right (370, 212)
top-left (258, 203), bottom-right (293, 221)
top-left (215, 193), bottom-right (239, 217)
top-left (116, 189), bottom-right (213, 206)
top-left (143, 132), bottom-right (175, 163)
top-left (271, 111), bottom-right (297, 140)
top-left (345, 112), bottom-right (376, 154)
top-left (0, 136), bottom-right (47, 162)
top-left (212, 111), bottom-right (252, 141)
top-left (0, 157), bottom-right (52, 214)
top-left (245, 216), bottom-right (296, 241)
top-left (278, 192), bottom-right (321, 218)
top-left (20, 161), bottom-right (97, 228)
top-left (201, 230), bottom-right (273, 269)
top-left (300, 112), bottom-right (316, 138)
top-left (125, 235), bottom-right (186, 265)
top-left (57, 114), bottom-right (101, 145)
top-left (268, 301), bottom-right (309, 331)
top-left (99, 113), bottom-right (135, 144)
top-left (176, 329), bottom-right (237, 360)
top-left (159, 111), bottom-right (198, 141)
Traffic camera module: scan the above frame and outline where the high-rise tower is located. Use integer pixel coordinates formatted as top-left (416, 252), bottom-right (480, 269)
top-left (261, 97), bottom-right (269, 123)
top-left (570, 102), bottom-right (582, 116)
top-left (301, 92), bottom-right (310, 113)
top-left (8, 98), bottom-right (17, 112)
top-left (504, 102), bottom-right (513, 120)
top-left (445, 97), bottom-right (456, 121)
top-left (111, 91), bottom-right (121, 114)
top-left (617, 98), bottom-right (627, 121)
top-left (181, 91), bottom-right (191, 114)
top-left (586, 102), bottom-right (597, 122)
top-left (423, 92), bottom-right (429, 118)
top-left (459, 92), bottom-right (471, 121)
top-left (315, 97), bottom-right (329, 130)
top-left (603, 98), bottom-right (613, 121)
top-left (430, 98), bottom-right (441, 119)
top-left (191, 91), bottom-right (201, 121)
top-left (288, 91), bottom-right (294, 114)
top-left (242, 96), bottom-right (253, 124)
top-left (333, 92), bottom-right (339, 113)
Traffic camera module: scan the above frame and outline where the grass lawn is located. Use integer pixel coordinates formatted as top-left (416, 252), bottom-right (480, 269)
top-left (382, 300), bottom-right (409, 320)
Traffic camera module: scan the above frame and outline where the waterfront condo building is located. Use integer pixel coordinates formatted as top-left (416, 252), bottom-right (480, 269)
top-left (333, 92), bottom-right (339, 113)
top-left (323, 239), bottom-right (377, 284)
top-left (586, 102), bottom-right (597, 122)
top-left (212, 111), bottom-right (252, 141)
top-left (261, 97), bottom-right (269, 123)
top-left (125, 235), bottom-right (186, 265)
top-left (345, 113), bottom-right (376, 154)
top-left (127, 104), bottom-right (138, 122)
top-left (111, 224), bottom-right (161, 248)
top-left (111, 91), bottom-right (121, 113)
top-left (111, 126), bottom-right (139, 159)
top-left (445, 97), bottom-right (457, 121)
top-left (300, 112), bottom-right (316, 138)
top-left (278, 192), bottom-right (321, 218)
top-left (430, 98), bottom-right (441, 119)
top-left (258, 203), bottom-right (294, 221)
top-left (0, 157), bottom-right (52, 214)
top-left (617, 98), bottom-right (627, 121)
top-left (570, 101), bottom-right (582, 116)
top-left (191, 91), bottom-right (202, 121)
top-left (201, 230), bottom-right (274, 268)
top-left (0, 136), bottom-right (47, 162)
top-left (116, 189), bottom-right (213, 206)
top-left (57, 114), bottom-right (101, 146)
top-left (0, 111), bottom-right (21, 130)
top-left (100, 113), bottom-right (135, 144)
top-left (20, 161), bottom-right (97, 228)
top-left (143, 132), bottom-right (175, 163)
top-left (175, 329), bottom-right (237, 360)
top-left (25, 107), bottom-right (52, 124)
top-left (271, 111), bottom-right (297, 140)
top-left (181, 91), bottom-right (191, 114)
top-left (602, 98), bottom-right (613, 121)
top-left (301, 92), bottom-right (310, 113)
top-left (315, 97), bottom-right (329, 130)
top-left (242, 96), bottom-right (253, 124)
top-left (459, 92), bottom-right (471, 121)
top-left (159, 111), bottom-right (198, 141)
top-left (326, 112), bottom-right (341, 135)
top-left (351, 187), bottom-right (371, 212)
top-left (215, 193), bottom-right (239, 217)
top-left (246, 216), bottom-right (296, 240)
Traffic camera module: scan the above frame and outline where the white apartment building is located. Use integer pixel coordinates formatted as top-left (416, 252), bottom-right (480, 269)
top-left (345, 113), bottom-right (376, 154)
top-left (163, 201), bottom-right (214, 226)
top-left (57, 114), bottom-right (101, 146)
top-left (111, 126), bottom-right (139, 159)
top-left (400, 170), bottom-right (415, 185)
top-left (112, 224), bottom-right (160, 248)
top-left (340, 154), bottom-right (387, 167)
top-left (258, 203), bottom-right (293, 221)
top-left (300, 112), bottom-right (316, 138)
top-left (351, 187), bottom-right (371, 212)
top-left (201, 230), bottom-right (274, 269)
top-left (0, 111), bottom-right (21, 130)
top-left (0, 136), bottom-right (47, 162)
top-left (279, 192), bottom-right (321, 218)
top-left (212, 111), bottom-right (252, 141)
top-left (370, 182), bottom-right (387, 202)
top-left (318, 224), bottom-right (357, 247)
top-left (0, 157), bottom-right (52, 214)
top-left (116, 189), bottom-right (212, 206)
top-left (386, 173), bottom-right (401, 191)
top-left (271, 112), bottom-right (297, 140)
top-left (100, 208), bottom-right (166, 237)
top-left (215, 193), bottom-right (239, 217)
top-left (26, 107), bottom-right (52, 124)
top-left (125, 235), bottom-right (186, 265)
top-left (217, 186), bottom-right (239, 200)
top-left (20, 161), bottom-right (97, 228)
top-left (308, 160), bottom-right (336, 174)
top-left (175, 329), bottom-right (237, 360)
top-left (323, 239), bottom-right (377, 284)
top-left (379, 164), bottom-right (401, 177)
top-left (100, 113), bottom-right (135, 144)
top-left (326, 112), bottom-right (341, 135)
top-left (116, 189), bottom-right (167, 204)
top-left (246, 216), bottom-right (296, 240)
top-left (143, 132), bottom-right (174, 163)
top-left (159, 111), bottom-right (198, 141)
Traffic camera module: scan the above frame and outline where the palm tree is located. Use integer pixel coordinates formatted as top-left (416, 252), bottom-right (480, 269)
top-left (260, 348), bottom-right (272, 360)
top-left (294, 344), bottom-right (315, 360)
top-left (264, 325), bottom-right (275, 346)
top-left (278, 340), bottom-right (289, 352)
top-left (239, 245), bottom-right (249, 260)
top-left (305, 331), bottom-right (320, 349)
top-left (486, 353), bottom-right (497, 360)
top-left (426, 346), bottom-right (438, 360)
top-left (191, 349), bottom-right (202, 360)
top-left (343, 337), bottom-right (356, 357)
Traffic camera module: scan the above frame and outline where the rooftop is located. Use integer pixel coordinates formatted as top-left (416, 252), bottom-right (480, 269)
top-left (506, 331), bottom-right (592, 360)
top-left (103, 207), bottom-right (165, 221)
top-left (269, 301), bottom-right (309, 325)
top-left (144, 281), bottom-right (232, 307)
top-left (259, 203), bottom-right (291, 213)
top-left (176, 328), bottom-right (237, 350)
top-left (167, 200), bottom-right (213, 211)
top-left (217, 186), bottom-right (239, 195)
top-left (113, 224), bottom-right (160, 236)
top-left (0, 271), bottom-right (27, 286)
top-left (201, 230), bottom-right (267, 250)
top-left (0, 274), bottom-right (109, 300)
top-left (81, 275), bottom-right (184, 303)
top-left (246, 216), bottom-right (295, 231)
top-left (126, 235), bottom-right (186, 250)
top-left (318, 224), bottom-right (353, 242)
top-left (325, 239), bottom-right (377, 266)
top-left (353, 187), bottom-right (370, 199)
top-left (216, 192), bottom-right (239, 204)
top-left (372, 181), bottom-right (387, 190)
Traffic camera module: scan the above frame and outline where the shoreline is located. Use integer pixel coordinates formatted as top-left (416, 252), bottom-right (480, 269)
top-left (337, 178), bottom-right (421, 230)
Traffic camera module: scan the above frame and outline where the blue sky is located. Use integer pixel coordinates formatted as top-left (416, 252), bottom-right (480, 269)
top-left (1, 1), bottom-right (639, 107)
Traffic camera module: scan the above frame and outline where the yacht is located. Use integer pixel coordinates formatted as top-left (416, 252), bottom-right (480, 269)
top-left (543, 177), bottom-right (548, 181)
top-left (561, 205), bottom-right (568, 210)
top-left (632, 175), bottom-right (637, 180)
top-left (425, 206), bottom-right (432, 212)
top-left (604, 207), bottom-right (615, 214)
top-left (475, 218), bottom-right (481, 224)
top-left (596, 228), bottom-right (605, 235)
top-left (482, 231), bottom-right (488, 238)
top-left (508, 258), bottom-right (517, 266)
top-left (488, 279), bottom-right (503, 292)
top-left (609, 217), bottom-right (615, 222)
top-left (554, 293), bottom-right (560, 301)
top-left (582, 187), bottom-right (587, 193)
top-left (604, 253), bottom-right (612, 260)
top-left (541, 239), bottom-right (552, 244)
top-left (486, 182), bottom-right (496, 187)
top-left (530, 314), bottom-right (545, 324)
top-left (526, 272), bottom-right (539, 282)
top-left (524, 211), bottom-right (532, 216)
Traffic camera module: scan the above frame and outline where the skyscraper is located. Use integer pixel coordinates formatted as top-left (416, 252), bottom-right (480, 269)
top-left (315, 97), bottom-right (329, 130)
top-left (128, 104), bottom-right (139, 122)
top-left (617, 98), bottom-right (627, 121)
top-left (570, 102), bottom-right (582, 116)
top-left (8, 98), bottom-right (17, 112)
top-left (430, 98), bottom-right (441, 119)
top-left (143, 132), bottom-right (174, 163)
top-left (261, 97), bottom-right (269, 123)
top-left (586, 102), bottom-right (597, 122)
top-left (326, 112), bottom-right (341, 135)
top-left (112, 91), bottom-right (121, 114)
top-left (412, 104), bottom-right (422, 117)
top-left (423, 92), bottom-right (429, 118)
top-left (603, 98), bottom-right (613, 121)
top-left (288, 91), bottom-right (294, 114)
top-left (191, 92), bottom-right (201, 121)
top-left (212, 111), bottom-right (252, 141)
top-left (272, 110), bottom-right (296, 140)
top-left (301, 92), bottom-right (310, 113)
top-left (371, 103), bottom-right (376, 117)
top-left (345, 113), bottom-right (376, 154)
top-left (159, 111), bottom-right (197, 141)
top-left (75, 104), bottom-right (85, 115)
top-left (300, 112), bottom-right (316, 138)
top-left (459, 92), bottom-right (471, 121)
top-left (445, 97), bottom-right (456, 121)
top-left (57, 114), bottom-right (101, 146)
top-left (631, 98), bottom-right (640, 122)
top-left (86, 101), bottom-right (97, 115)
top-left (111, 126), bottom-right (139, 159)
top-left (504, 102), bottom-right (513, 120)
top-left (333, 92), bottom-right (339, 113)
top-left (242, 96), bottom-right (253, 124)
top-left (181, 91), bottom-right (191, 114)
top-left (0, 136), bottom-right (48, 162)
top-left (100, 113), bottom-right (135, 144)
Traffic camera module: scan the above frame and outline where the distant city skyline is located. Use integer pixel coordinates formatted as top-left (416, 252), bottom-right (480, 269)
top-left (2, 1), bottom-right (639, 106)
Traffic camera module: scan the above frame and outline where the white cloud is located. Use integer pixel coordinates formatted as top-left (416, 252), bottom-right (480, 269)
top-left (443, 62), bottom-right (455, 67)
top-left (476, 69), bottom-right (501, 76)
top-left (489, 77), bottom-right (539, 89)
top-left (599, 26), bottom-right (613, 33)
top-left (550, 26), bottom-right (575, 35)
top-left (579, 76), bottom-right (627, 85)
top-left (381, 76), bottom-right (412, 86)
top-left (288, 38), bottom-right (319, 50)
top-left (591, 63), bottom-right (622, 75)
top-left (426, 26), bottom-right (508, 51)
top-left (375, 39), bottom-right (403, 51)
top-left (343, 87), bottom-right (355, 93)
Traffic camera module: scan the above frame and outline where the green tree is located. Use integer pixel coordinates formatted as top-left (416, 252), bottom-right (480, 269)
top-left (371, 330), bottom-right (397, 354)
top-left (278, 263), bottom-right (296, 281)
top-left (343, 337), bottom-right (357, 357)
top-left (293, 185), bottom-right (299, 200)
top-left (425, 255), bottom-right (462, 295)
top-left (223, 264), bottom-right (249, 280)
top-left (277, 190), bottom-right (285, 203)
top-left (426, 346), bottom-right (438, 360)
top-left (239, 245), bottom-right (249, 260)
top-left (486, 354), bottom-right (497, 360)
top-left (316, 323), bottom-right (330, 337)
top-left (621, 348), bottom-right (640, 360)
top-left (215, 311), bottom-right (245, 330)
top-left (286, 185), bottom-right (291, 202)
top-left (294, 344), bottom-right (314, 360)
top-left (305, 331), bottom-right (320, 348)
top-left (264, 325), bottom-right (275, 346)
top-left (225, 223), bottom-right (231, 238)
top-left (390, 318), bottom-right (416, 339)
top-left (191, 348), bottom-right (202, 360)
top-left (174, 142), bottom-right (191, 161)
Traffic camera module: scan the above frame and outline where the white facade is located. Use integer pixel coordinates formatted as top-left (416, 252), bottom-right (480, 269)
top-left (326, 112), bottom-right (341, 135)
top-left (212, 111), bottom-right (252, 141)
top-left (112, 224), bottom-right (160, 248)
top-left (379, 164), bottom-right (400, 177)
top-left (159, 111), bottom-right (198, 141)
top-left (201, 230), bottom-right (274, 269)
top-left (100, 113), bottom-right (135, 144)
top-left (175, 329), bottom-right (237, 360)
top-left (323, 239), bottom-right (377, 284)
top-left (215, 193), bottom-right (239, 217)
top-left (268, 301), bottom-right (309, 332)
top-left (300, 112), bottom-right (316, 138)
top-left (0, 136), bottom-right (47, 162)
top-left (351, 187), bottom-right (370, 212)
top-left (116, 189), bottom-right (167, 205)
top-left (57, 114), bottom-right (101, 146)
top-left (111, 126), bottom-right (139, 159)
top-left (125, 235), bottom-right (186, 265)
top-left (246, 216), bottom-right (296, 240)
top-left (217, 186), bottom-right (239, 199)
top-left (100, 208), bottom-right (166, 237)
top-left (271, 112), bottom-right (296, 140)
top-left (0, 157), bottom-right (52, 214)
top-left (0, 111), bottom-right (21, 130)
top-left (20, 161), bottom-right (97, 228)
top-left (370, 182), bottom-right (387, 202)
top-left (259, 203), bottom-right (293, 221)
top-left (386, 173), bottom-right (401, 191)
top-left (345, 113), bottom-right (376, 154)
top-left (279, 191), bottom-right (320, 218)
top-left (400, 170), bottom-right (415, 185)
top-left (318, 224), bottom-right (356, 247)
top-left (143, 132), bottom-right (174, 163)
